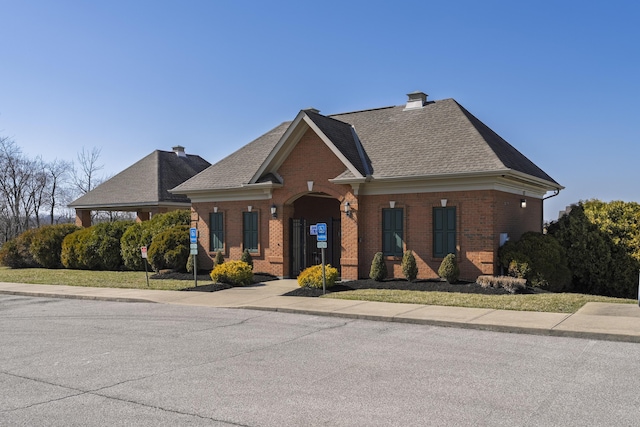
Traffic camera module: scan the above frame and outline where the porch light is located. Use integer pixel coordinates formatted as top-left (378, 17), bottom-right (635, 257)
top-left (344, 201), bottom-right (351, 217)
top-left (270, 204), bottom-right (277, 218)
top-left (247, 205), bottom-right (252, 212)
top-left (307, 181), bottom-right (314, 192)
top-left (520, 199), bottom-right (527, 209)
top-left (441, 199), bottom-right (447, 207)
top-left (389, 201), bottom-right (396, 209)
top-left (213, 206), bottom-right (218, 213)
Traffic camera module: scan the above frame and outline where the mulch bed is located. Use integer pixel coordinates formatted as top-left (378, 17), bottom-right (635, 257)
top-left (154, 271), bottom-right (538, 296)
top-left (282, 278), bottom-right (525, 297)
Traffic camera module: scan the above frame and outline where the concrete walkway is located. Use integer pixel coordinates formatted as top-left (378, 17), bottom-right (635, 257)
top-left (1, 279), bottom-right (639, 343)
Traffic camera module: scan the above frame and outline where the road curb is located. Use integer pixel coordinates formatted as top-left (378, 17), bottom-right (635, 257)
top-left (0, 290), bottom-right (156, 304)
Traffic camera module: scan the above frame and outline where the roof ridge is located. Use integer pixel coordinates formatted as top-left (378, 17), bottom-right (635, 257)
top-left (328, 105), bottom-right (397, 117)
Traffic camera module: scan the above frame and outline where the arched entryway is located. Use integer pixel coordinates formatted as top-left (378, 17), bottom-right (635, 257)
top-left (289, 194), bottom-right (341, 277)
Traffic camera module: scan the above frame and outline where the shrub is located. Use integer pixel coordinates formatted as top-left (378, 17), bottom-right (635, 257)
top-left (29, 224), bottom-right (80, 268)
top-left (0, 228), bottom-right (41, 268)
top-left (214, 250), bottom-right (225, 266)
top-left (61, 221), bottom-right (133, 270)
top-left (508, 258), bottom-right (531, 279)
top-left (147, 224), bottom-right (190, 272)
top-left (210, 260), bottom-right (253, 286)
top-left (297, 264), bottom-right (339, 289)
top-left (369, 252), bottom-right (387, 281)
top-left (476, 275), bottom-right (527, 294)
top-left (186, 254), bottom-right (194, 274)
top-left (401, 250), bottom-right (418, 281)
top-left (547, 202), bottom-right (640, 298)
top-left (120, 210), bottom-right (190, 271)
top-left (438, 253), bottom-right (460, 283)
top-left (240, 249), bottom-right (254, 270)
top-left (499, 231), bottom-right (571, 292)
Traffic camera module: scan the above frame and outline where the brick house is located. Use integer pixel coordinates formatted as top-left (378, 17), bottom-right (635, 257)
top-left (70, 146), bottom-right (210, 226)
top-left (172, 92), bottom-right (562, 281)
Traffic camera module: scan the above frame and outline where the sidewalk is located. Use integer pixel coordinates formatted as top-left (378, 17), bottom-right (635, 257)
top-left (1, 280), bottom-right (639, 343)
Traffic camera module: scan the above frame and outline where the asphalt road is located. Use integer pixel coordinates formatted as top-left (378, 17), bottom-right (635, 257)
top-left (1, 295), bottom-right (640, 426)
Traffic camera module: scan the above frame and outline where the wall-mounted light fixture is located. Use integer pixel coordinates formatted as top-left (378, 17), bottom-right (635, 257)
top-left (307, 181), bottom-right (314, 192)
top-left (213, 206), bottom-right (218, 213)
top-left (247, 205), bottom-right (252, 212)
top-left (520, 199), bottom-right (527, 209)
top-left (344, 201), bottom-right (351, 217)
top-left (389, 201), bottom-right (396, 209)
top-left (441, 199), bottom-right (447, 207)
top-left (270, 204), bottom-right (277, 218)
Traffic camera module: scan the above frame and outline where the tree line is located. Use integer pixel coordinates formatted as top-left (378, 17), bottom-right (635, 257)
top-left (0, 135), bottom-right (105, 243)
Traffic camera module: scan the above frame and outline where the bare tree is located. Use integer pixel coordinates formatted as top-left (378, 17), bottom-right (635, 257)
top-left (0, 136), bottom-right (35, 238)
top-left (44, 158), bottom-right (73, 224)
top-left (73, 146), bottom-right (104, 195)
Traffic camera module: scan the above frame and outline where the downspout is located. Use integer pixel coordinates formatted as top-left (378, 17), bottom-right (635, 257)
top-left (542, 189), bottom-right (561, 231)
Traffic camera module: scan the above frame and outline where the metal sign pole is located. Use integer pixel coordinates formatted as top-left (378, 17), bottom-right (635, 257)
top-left (144, 258), bottom-right (149, 287)
top-left (194, 254), bottom-right (198, 288)
top-left (322, 247), bottom-right (326, 295)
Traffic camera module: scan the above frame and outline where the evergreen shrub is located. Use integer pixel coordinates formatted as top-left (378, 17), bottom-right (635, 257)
top-left (30, 224), bottom-right (80, 268)
top-left (438, 253), bottom-right (460, 283)
top-left (214, 250), bottom-right (225, 266)
top-left (240, 249), bottom-right (254, 269)
top-left (369, 252), bottom-right (387, 281)
top-left (401, 250), bottom-right (418, 281)
top-left (147, 224), bottom-right (190, 272)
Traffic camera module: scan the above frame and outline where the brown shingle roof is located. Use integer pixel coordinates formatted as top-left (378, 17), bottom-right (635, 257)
top-left (69, 150), bottom-right (210, 209)
top-left (172, 97), bottom-right (559, 194)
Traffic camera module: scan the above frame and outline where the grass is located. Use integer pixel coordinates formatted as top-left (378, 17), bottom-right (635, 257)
top-left (0, 267), bottom-right (636, 313)
top-left (322, 289), bottom-right (637, 313)
top-left (0, 267), bottom-right (200, 291)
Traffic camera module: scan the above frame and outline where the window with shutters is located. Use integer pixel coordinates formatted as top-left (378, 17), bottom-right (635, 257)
top-left (243, 211), bottom-right (259, 253)
top-left (209, 212), bottom-right (224, 252)
top-left (382, 208), bottom-right (404, 256)
top-left (433, 207), bottom-right (456, 258)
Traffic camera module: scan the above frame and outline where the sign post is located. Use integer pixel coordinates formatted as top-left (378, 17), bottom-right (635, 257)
top-left (316, 223), bottom-right (328, 295)
top-left (190, 227), bottom-right (198, 288)
top-left (140, 246), bottom-right (149, 287)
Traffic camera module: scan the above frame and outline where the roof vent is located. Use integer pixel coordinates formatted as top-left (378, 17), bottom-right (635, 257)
top-left (172, 145), bottom-right (187, 158)
top-left (404, 91), bottom-right (428, 111)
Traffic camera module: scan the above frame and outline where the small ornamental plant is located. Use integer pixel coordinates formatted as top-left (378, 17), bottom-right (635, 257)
top-left (369, 252), bottom-right (388, 281)
top-left (438, 253), bottom-right (460, 283)
top-left (298, 264), bottom-right (339, 289)
top-left (401, 250), bottom-right (418, 282)
top-left (214, 250), bottom-right (225, 266)
top-left (210, 260), bottom-right (253, 286)
top-left (240, 249), bottom-right (254, 270)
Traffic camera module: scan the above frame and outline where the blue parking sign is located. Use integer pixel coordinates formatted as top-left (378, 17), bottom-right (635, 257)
top-left (189, 227), bottom-right (198, 244)
top-left (316, 223), bottom-right (327, 242)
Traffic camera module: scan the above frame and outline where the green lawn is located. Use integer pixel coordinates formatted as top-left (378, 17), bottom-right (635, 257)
top-left (1, 267), bottom-right (636, 313)
top-left (322, 289), bottom-right (636, 313)
top-left (0, 267), bottom-right (202, 291)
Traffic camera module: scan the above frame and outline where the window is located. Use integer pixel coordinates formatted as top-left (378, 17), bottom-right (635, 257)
top-left (382, 208), bottom-right (403, 256)
top-left (243, 211), bottom-right (258, 253)
top-left (433, 207), bottom-right (456, 258)
top-left (209, 212), bottom-right (224, 252)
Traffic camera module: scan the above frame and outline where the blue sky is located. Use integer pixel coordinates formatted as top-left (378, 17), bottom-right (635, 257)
top-left (1, 1), bottom-right (638, 220)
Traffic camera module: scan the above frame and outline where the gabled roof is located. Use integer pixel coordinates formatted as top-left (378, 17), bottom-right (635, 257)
top-left (69, 150), bottom-right (210, 209)
top-left (171, 97), bottom-right (560, 197)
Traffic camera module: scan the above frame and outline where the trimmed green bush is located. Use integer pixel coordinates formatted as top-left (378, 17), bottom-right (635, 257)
top-left (369, 252), bottom-right (387, 281)
top-left (61, 221), bottom-right (133, 270)
top-left (29, 224), bottom-right (80, 268)
top-left (147, 224), bottom-right (190, 272)
top-left (401, 250), bottom-right (418, 282)
top-left (120, 210), bottom-right (191, 271)
top-left (297, 264), bottom-right (339, 289)
top-left (499, 231), bottom-right (571, 292)
top-left (438, 253), bottom-right (460, 283)
top-left (214, 250), bottom-right (225, 266)
top-left (240, 249), bottom-right (253, 270)
top-left (0, 228), bottom-right (41, 268)
top-left (210, 260), bottom-right (253, 286)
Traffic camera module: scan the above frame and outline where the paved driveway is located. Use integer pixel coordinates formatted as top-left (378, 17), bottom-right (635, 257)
top-left (2, 295), bottom-right (640, 426)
